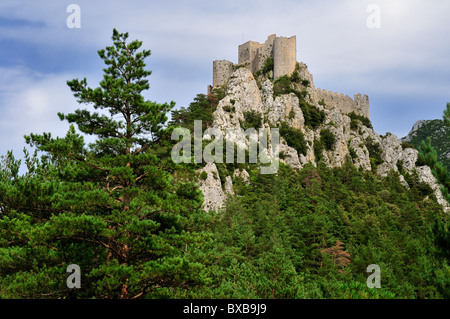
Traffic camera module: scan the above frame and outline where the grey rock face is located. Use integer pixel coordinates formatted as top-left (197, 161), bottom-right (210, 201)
top-left (197, 163), bottom-right (226, 212)
top-left (199, 54), bottom-right (449, 213)
top-left (233, 169), bottom-right (250, 183)
top-left (416, 166), bottom-right (450, 212)
top-left (401, 148), bottom-right (419, 173)
top-left (402, 120), bottom-right (429, 142)
top-left (224, 175), bottom-right (234, 195)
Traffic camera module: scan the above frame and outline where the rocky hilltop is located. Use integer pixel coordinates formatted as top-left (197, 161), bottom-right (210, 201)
top-left (198, 35), bottom-right (449, 213)
top-left (402, 119), bottom-right (450, 171)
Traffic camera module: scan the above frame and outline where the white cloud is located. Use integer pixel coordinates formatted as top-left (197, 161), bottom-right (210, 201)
top-left (0, 66), bottom-right (83, 160)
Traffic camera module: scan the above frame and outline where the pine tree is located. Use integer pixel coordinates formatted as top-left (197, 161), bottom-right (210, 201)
top-left (443, 102), bottom-right (450, 127)
top-left (0, 29), bottom-right (209, 299)
top-left (170, 93), bottom-right (214, 131)
top-left (417, 137), bottom-right (450, 202)
top-left (417, 137), bottom-right (439, 169)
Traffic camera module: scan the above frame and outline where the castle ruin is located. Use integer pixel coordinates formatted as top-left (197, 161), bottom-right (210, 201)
top-left (212, 34), bottom-right (370, 119)
top-left (212, 34), bottom-right (297, 88)
top-left (315, 89), bottom-right (370, 119)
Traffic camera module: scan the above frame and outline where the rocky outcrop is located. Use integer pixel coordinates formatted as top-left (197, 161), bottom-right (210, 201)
top-left (401, 119), bottom-right (450, 173)
top-left (233, 168), bottom-right (250, 183)
top-left (268, 94), bottom-right (304, 129)
top-left (401, 148), bottom-right (419, 173)
top-left (199, 58), bottom-right (449, 213)
top-left (416, 166), bottom-right (450, 212)
top-left (213, 68), bottom-right (263, 130)
top-left (402, 120), bottom-right (428, 142)
top-left (224, 175), bottom-right (234, 195)
top-left (197, 163), bottom-right (226, 212)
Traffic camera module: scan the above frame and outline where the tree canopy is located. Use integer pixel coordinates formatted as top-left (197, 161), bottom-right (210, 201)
top-left (0, 29), bottom-right (208, 299)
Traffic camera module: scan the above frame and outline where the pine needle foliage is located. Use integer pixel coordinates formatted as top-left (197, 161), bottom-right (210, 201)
top-left (0, 29), bottom-right (209, 299)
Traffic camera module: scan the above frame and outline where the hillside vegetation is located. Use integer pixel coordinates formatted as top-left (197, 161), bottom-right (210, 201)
top-left (0, 30), bottom-right (449, 299)
top-left (403, 119), bottom-right (450, 171)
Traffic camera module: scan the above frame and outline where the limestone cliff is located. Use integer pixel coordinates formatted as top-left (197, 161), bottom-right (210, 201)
top-left (200, 37), bottom-right (449, 213)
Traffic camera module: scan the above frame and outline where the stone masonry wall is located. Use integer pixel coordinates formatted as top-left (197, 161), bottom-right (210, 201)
top-left (273, 35), bottom-right (297, 81)
top-left (237, 34), bottom-right (296, 78)
top-left (354, 93), bottom-right (370, 119)
top-left (214, 34), bottom-right (296, 88)
top-left (316, 88), bottom-right (370, 119)
top-left (213, 60), bottom-right (234, 88)
top-left (238, 41), bottom-right (261, 67)
top-left (212, 35), bottom-right (370, 120)
top-left (239, 34), bottom-right (276, 75)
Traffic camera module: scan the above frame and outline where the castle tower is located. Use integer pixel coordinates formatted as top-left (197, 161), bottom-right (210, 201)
top-left (213, 60), bottom-right (234, 88)
top-left (354, 94), bottom-right (370, 119)
top-left (238, 34), bottom-right (277, 75)
top-left (273, 35), bottom-right (296, 81)
top-left (211, 34), bottom-right (370, 120)
top-left (212, 34), bottom-right (297, 87)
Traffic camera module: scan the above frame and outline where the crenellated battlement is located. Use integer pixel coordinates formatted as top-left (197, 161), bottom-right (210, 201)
top-left (316, 88), bottom-right (370, 119)
top-left (316, 88), bottom-right (355, 103)
top-left (212, 34), bottom-right (297, 88)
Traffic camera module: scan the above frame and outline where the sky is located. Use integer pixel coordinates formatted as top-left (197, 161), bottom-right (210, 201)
top-left (0, 0), bottom-right (449, 166)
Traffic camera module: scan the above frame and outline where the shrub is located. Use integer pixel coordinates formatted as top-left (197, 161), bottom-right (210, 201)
top-left (241, 111), bottom-right (263, 130)
top-left (261, 57), bottom-right (274, 75)
top-left (349, 146), bottom-right (357, 159)
top-left (279, 122), bottom-right (308, 156)
top-left (211, 86), bottom-right (226, 101)
top-left (302, 101), bottom-right (325, 129)
top-left (288, 108), bottom-right (296, 119)
top-left (348, 112), bottom-right (373, 129)
top-left (365, 137), bottom-right (383, 170)
top-left (396, 159), bottom-right (404, 174)
top-left (416, 181), bottom-right (434, 197)
top-left (232, 64), bottom-right (246, 70)
top-left (273, 75), bottom-right (325, 129)
top-left (223, 105), bottom-right (233, 112)
top-left (222, 105), bottom-right (236, 113)
top-left (350, 118), bottom-right (359, 131)
top-left (401, 141), bottom-right (416, 150)
top-left (417, 137), bottom-right (450, 201)
top-left (314, 139), bottom-right (324, 162)
top-left (290, 71), bottom-right (301, 83)
top-left (320, 128), bottom-right (336, 151)
top-left (273, 75), bottom-right (293, 96)
top-left (200, 171), bottom-right (208, 180)
top-left (171, 93), bottom-right (214, 131)
top-left (328, 120), bottom-right (337, 128)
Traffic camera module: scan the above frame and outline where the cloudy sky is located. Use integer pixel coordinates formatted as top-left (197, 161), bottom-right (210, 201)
top-left (0, 0), bottom-right (449, 166)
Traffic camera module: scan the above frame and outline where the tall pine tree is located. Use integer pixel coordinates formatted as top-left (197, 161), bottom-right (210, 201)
top-left (443, 102), bottom-right (450, 127)
top-left (0, 29), bottom-right (209, 299)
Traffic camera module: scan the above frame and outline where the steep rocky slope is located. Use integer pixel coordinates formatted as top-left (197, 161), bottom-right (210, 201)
top-left (402, 119), bottom-right (450, 171)
top-left (198, 65), bottom-right (450, 213)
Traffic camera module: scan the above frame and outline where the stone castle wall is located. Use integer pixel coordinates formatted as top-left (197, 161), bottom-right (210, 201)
top-left (238, 40), bottom-right (263, 70)
top-left (354, 93), bottom-right (370, 119)
top-left (212, 34), bottom-right (370, 119)
top-left (273, 36), bottom-right (297, 81)
top-left (238, 34), bottom-right (276, 76)
top-left (213, 34), bottom-right (296, 87)
top-left (213, 60), bottom-right (234, 88)
top-left (316, 89), bottom-right (370, 119)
